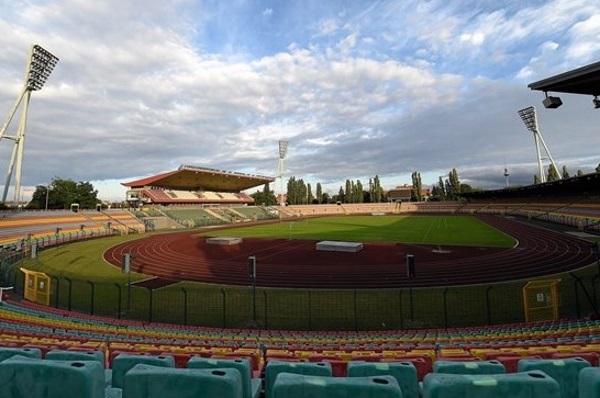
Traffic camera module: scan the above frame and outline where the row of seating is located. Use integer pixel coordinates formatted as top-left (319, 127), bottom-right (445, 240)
top-left (3, 347), bottom-right (600, 398)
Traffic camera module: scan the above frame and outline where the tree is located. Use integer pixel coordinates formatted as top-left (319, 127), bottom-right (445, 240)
top-left (562, 165), bottom-right (570, 179)
top-left (251, 183), bottom-right (277, 206)
top-left (307, 183), bottom-right (314, 204)
top-left (356, 180), bottom-right (364, 203)
top-left (28, 177), bottom-right (99, 210)
top-left (338, 186), bottom-right (345, 203)
top-left (534, 174), bottom-right (541, 184)
top-left (345, 180), bottom-right (352, 203)
top-left (447, 168), bottom-right (460, 199)
top-left (316, 183), bottom-right (323, 204)
top-left (596, 163), bottom-right (600, 173)
top-left (547, 164), bottom-right (560, 182)
top-left (371, 175), bottom-right (383, 203)
top-left (577, 169), bottom-right (584, 176)
top-left (436, 176), bottom-right (447, 200)
top-left (411, 171), bottom-right (422, 202)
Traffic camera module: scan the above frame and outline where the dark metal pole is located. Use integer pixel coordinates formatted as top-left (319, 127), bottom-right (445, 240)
top-left (115, 283), bottom-right (122, 319)
top-left (181, 287), bottom-right (188, 326)
top-left (87, 281), bottom-right (94, 315)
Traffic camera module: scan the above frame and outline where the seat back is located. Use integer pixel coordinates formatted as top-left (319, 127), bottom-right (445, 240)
top-left (122, 364), bottom-right (243, 398)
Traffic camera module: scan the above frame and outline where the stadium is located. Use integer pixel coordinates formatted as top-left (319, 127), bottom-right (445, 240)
top-left (0, 53), bottom-right (600, 396)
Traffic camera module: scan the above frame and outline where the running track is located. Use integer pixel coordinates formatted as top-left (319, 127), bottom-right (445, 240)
top-left (103, 215), bottom-right (597, 289)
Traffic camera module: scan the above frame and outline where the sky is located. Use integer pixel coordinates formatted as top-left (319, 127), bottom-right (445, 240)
top-left (0, 0), bottom-right (599, 202)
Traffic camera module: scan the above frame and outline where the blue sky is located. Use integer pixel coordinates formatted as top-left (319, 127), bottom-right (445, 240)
top-left (0, 0), bottom-right (599, 201)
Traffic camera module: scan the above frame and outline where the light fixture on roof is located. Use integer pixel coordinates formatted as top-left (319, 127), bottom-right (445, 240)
top-left (542, 92), bottom-right (562, 109)
top-left (593, 96), bottom-right (600, 109)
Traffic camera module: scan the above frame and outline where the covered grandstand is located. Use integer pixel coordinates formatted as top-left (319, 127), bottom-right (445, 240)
top-left (122, 164), bottom-right (274, 206)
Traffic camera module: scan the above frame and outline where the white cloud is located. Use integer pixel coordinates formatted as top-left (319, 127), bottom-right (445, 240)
top-left (0, 0), bottom-right (599, 202)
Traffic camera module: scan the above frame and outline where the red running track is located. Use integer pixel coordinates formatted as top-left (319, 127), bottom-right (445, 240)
top-left (103, 215), bottom-right (597, 289)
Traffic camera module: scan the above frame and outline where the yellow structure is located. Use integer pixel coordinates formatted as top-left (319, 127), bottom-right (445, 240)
top-left (522, 279), bottom-right (561, 322)
top-left (20, 267), bottom-right (51, 306)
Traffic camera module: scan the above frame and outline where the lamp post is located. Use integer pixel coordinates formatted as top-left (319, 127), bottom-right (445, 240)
top-left (45, 183), bottom-right (50, 211)
top-left (0, 45), bottom-right (59, 204)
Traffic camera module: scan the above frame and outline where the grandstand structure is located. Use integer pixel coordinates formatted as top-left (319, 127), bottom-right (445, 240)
top-left (122, 164), bottom-right (274, 207)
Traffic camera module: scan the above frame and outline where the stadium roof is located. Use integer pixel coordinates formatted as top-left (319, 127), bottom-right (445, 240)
top-left (463, 172), bottom-right (600, 200)
top-left (528, 60), bottom-right (600, 96)
top-left (122, 165), bottom-right (274, 192)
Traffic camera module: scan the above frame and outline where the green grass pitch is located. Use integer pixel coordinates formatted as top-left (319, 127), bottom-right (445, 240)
top-left (202, 215), bottom-right (516, 247)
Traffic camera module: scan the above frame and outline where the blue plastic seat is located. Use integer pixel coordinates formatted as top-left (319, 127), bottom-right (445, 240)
top-left (272, 373), bottom-right (402, 398)
top-left (265, 361), bottom-right (332, 398)
top-left (111, 353), bottom-right (175, 388)
top-left (187, 356), bottom-right (261, 398)
top-left (45, 349), bottom-right (105, 368)
top-left (423, 370), bottom-right (560, 398)
top-left (122, 363), bottom-right (243, 398)
top-left (348, 361), bottom-right (418, 398)
top-left (433, 360), bottom-right (506, 375)
top-left (0, 355), bottom-right (105, 398)
top-left (518, 357), bottom-right (590, 398)
top-left (0, 346), bottom-right (42, 362)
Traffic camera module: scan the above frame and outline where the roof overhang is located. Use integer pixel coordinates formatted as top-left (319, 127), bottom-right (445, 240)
top-left (122, 165), bottom-right (274, 192)
top-left (528, 60), bottom-right (600, 96)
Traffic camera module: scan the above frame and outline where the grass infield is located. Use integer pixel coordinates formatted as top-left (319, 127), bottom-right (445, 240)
top-left (201, 215), bottom-right (516, 247)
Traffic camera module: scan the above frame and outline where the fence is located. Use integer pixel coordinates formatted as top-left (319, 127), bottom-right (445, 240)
top-left (2, 247), bottom-right (599, 330)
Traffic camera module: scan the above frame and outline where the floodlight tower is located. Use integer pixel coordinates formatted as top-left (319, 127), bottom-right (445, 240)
top-left (277, 140), bottom-right (288, 206)
top-left (517, 106), bottom-right (561, 184)
top-left (0, 44), bottom-right (59, 204)
top-left (503, 167), bottom-right (510, 188)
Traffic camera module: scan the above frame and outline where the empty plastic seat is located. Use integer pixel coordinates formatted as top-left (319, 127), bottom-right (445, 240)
top-left (348, 361), bottom-right (418, 398)
top-left (0, 355), bottom-right (105, 398)
top-left (122, 364), bottom-right (243, 398)
top-left (423, 370), bottom-right (560, 398)
top-left (265, 361), bottom-right (332, 398)
top-left (518, 358), bottom-right (590, 398)
top-left (579, 367), bottom-right (600, 398)
top-left (187, 356), bottom-right (261, 398)
top-left (271, 373), bottom-right (401, 398)
top-left (45, 349), bottom-right (105, 368)
top-left (0, 346), bottom-right (42, 362)
top-left (433, 360), bottom-right (506, 375)
top-left (112, 353), bottom-right (175, 388)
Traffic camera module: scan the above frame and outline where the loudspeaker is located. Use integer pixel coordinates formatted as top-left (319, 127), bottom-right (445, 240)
top-left (406, 254), bottom-right (415, 279)
top-left (543, 96), bottom-right (562, 109)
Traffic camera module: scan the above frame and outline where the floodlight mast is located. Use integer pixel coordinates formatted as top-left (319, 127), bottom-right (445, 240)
top-left (517, 106), bottom-right (561, 184)
top-left (277, 140), bottom-right (288, 206)
top-left (0, 45), bottom-right (59, 204)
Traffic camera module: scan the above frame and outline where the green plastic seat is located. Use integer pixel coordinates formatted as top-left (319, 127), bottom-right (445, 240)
top-left (272, 373), bottom-right (402, 398)
top-left (423, 370), bottom-right (560, 398)
top-left (122, 363), bottom-right (243, 398)
top-left (265, 361), bottom-right (332, 398)
top-left (348, 361), bottom-right (418, 398)
top-left (579, 367), bottom-right (600, 398)
top-left (45, 349), bottom-right (105, 368)
top-left (518, 357), bottom-right (590, 398)
top-left (187, 356), bottom-right (260, 398)
top-left (111, 353), bottom-right (175, 388)
top-left (0, 355), bottom-right (105, 398)
top-left (0, 347), bottom-right (42, 362)
top-left (433, 360), bottom-right (506, 375)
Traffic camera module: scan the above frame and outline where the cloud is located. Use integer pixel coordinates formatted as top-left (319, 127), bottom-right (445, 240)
top-left (0, 0), bottom-right (599, 203)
